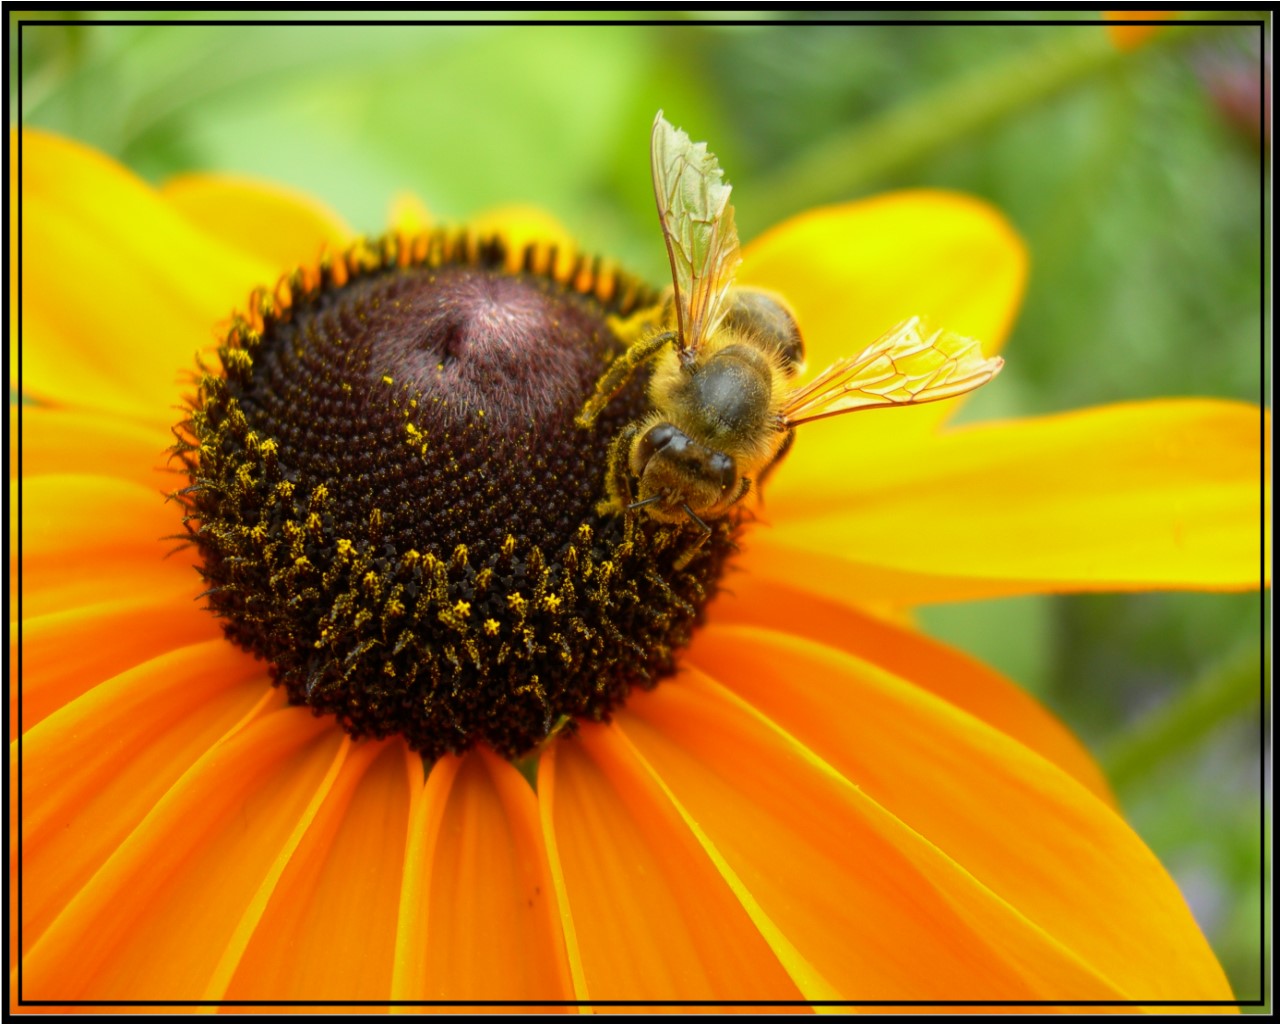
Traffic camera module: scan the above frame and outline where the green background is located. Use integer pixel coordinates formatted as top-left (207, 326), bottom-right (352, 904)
top-left (13, 12), bottom-right (1269, 1004)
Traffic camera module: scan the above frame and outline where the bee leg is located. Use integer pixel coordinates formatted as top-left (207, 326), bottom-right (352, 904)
top-left (575, 330), bottom-right (677, 427)
top-left (598, 421), bottom-right (641, 515)
top-left (672, 503), bottom-right (712, 571)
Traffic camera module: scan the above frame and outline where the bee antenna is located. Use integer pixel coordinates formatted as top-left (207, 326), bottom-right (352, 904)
top-left (627, 495), bottom-right (665, 511)
top-left (680, 503), bottom-right (711, 538)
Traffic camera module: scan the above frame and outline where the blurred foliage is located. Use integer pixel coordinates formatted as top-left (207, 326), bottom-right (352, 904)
top-left (12, 12), bottom-right (1268, 1004)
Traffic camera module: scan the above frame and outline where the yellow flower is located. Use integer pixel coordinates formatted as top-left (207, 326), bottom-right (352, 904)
top-left (12, 128), bottom-right (1265, 1009)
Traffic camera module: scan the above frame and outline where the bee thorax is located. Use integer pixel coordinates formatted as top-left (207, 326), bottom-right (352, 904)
top-left (675, 342), bottom-right (772, 445)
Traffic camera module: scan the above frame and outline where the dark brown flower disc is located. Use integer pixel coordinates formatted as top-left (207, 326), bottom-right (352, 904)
top-left (175, 232), bottom-right (738, 760)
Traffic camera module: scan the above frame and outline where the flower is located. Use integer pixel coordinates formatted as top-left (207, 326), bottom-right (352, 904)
top-left (12, 127), bottom-right (1266, 1009)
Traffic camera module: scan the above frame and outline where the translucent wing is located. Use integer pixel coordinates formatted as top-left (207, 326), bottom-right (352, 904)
top-left (780, 317), bottom-right (1004, 426)
top-left (651, 111), bottom-right (742, 365)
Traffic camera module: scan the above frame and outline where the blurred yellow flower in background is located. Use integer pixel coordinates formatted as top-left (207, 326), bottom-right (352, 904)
top-left (11, 126), bottom-right (1266, 1009)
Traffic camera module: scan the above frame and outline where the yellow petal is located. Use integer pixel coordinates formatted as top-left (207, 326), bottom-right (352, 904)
top-left (740, 190), bottom-right (1026, 444)
top-left (470, 204), bottom-right (577, 268)
top-left (393, 747), bottom-right (571, 1007)
top-left (386, 194), bottom-right (575, 277)
top-left (763, 399), bottom-right (1268, 602)
top-left (684, 627), bottom-right (1236, 1003)
top-left (162, 173), bottom-right (352, 274)
top-left (22, 705), bottom-right (342, 1000)
top-left (18, 640), bottom-right (270, 957)
top-left (217, 738), bottom-right (417, 1001)
top-left (389, 192), bottom-right (433, 234)
top-left (619, 672), bottom-right (1128, 1004)
top-left (539, 724), bottom-right (803, 1004)
top-left (17, 130), bottom-right (274, 422)
top-left (703, 573), bottom-right (1112, 802)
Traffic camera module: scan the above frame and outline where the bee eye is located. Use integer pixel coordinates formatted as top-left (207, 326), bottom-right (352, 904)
top-left (636, 422), bottom-right (682, 464)
top-left (709, 452), bottom-right (737, 492)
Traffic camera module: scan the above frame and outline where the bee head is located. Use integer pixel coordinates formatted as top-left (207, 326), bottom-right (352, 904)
top-left (629, 421), bottom-right (740, 521)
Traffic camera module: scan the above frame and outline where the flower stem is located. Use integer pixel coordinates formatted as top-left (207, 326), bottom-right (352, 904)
top-left (1102, 644), bottom-right (1265, 790)
top-left (745, 23), bottom-right (1208, 232)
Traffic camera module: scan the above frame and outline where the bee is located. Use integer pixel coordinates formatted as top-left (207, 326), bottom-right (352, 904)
top-left (577, 111), bottom-right (1004, 563)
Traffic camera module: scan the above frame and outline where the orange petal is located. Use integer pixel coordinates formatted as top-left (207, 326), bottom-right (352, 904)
top-left (216, 738), bottom-right (418, 1001)
top-left (618, 674), bottom-right (1124, 1005)
top-left (12, 585), bottom-right (222, 739)
top-left (17, 639), bottom-right (270, 957)
top-left (1105, 12), bottom-right (1175, 50)
top-left (763, 399), bottom-right (1268, 603)
top-left (539, 723), bottom-right (804, 1005)
top-left (162, 173), bottom-right (352, 275)
top-left (18, 130), bottom-right (274, 423)
top-left (652, 629), bottom-right (1235, 1002)
top-left (704, 574), bottom-right (1112, 802)
top-left (17, 475), bottom-right (194, 619)
top-left (14, 383), bottom-right (210, 739)
top-left (18, 405), bottom-right (177, 492)
top-left (740, 190), bottom-right (1026, 443)
top-left (393, 748), bottom-right (571, 1007)
top-left (22, 704), bottom-right (342, 1000)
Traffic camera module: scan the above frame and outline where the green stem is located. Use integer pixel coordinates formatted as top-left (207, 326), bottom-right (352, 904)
top-left (745, 23), bottom-right (1207, 232)
top-left (1102, 644), bottom-right (1265, 790)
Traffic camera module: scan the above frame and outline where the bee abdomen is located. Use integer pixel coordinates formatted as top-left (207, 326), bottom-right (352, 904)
top-left (722, 289), bottom-right (805, 372)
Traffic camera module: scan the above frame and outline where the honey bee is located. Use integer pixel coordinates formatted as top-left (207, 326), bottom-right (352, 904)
top-left (577, 111), bottom-right (1004, 562)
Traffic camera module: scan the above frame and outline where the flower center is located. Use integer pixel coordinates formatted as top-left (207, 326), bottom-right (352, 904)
top-left (176, 232), bottom-right (738, 760)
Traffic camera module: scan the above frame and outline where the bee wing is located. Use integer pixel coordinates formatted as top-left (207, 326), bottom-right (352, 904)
top-left (780, 317), bottom-right (1004, 426)
top-left (651, 111), bottom-right (742, 365)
